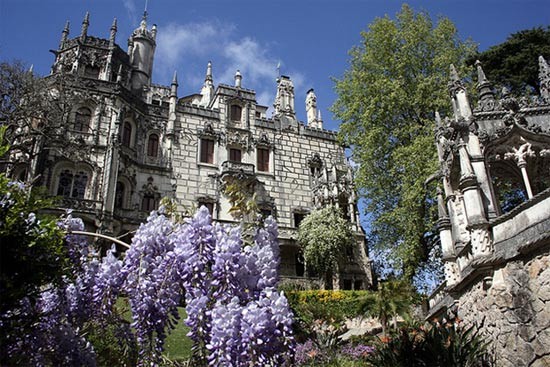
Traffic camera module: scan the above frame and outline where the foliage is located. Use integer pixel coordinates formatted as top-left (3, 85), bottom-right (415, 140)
top-left (297, 205), bottom-right (356, 288)
top-left (357, 280), bottom-right (414, 336)
top-left (366, 321), bottom-right (492, 367)
top-left (287, 290), bottom-right (370, 326)
top-left (1, 206), bottom-right (295, 366)
top-left (332, 4), bottom-right (476, 280)
top-left (0, 175), bottom-right (67, 314)
top-left (470, 26), bottom-right (550, 94)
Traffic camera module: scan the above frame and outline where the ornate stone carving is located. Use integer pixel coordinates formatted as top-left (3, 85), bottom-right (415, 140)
top-left (470, 226), bottom-right (492, 257)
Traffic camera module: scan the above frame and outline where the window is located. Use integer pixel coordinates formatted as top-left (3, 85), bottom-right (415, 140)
top-left (84, 65), bottom-right (100, 79)
top-left (229, 148), bottom-right (242, 162)
top-left (141, 194), bottom-right (157, 212)
top-left (198, 201), bottom-right (214, 214)
top-left (257, 148), bottom-right (269, 172)
top-left (56, 169), bottom-right (88, 199)
top-left (122, 121), bottom-right (132, 147)
top-left (147, 134), bottom-right (159, 157)
top-left (74, 107), bottom-right (92, 132)
top-left (230, 105), bottom-right (242, 121)
top-left (115, 181), bottom-right (125, 208)
top-left (200, 139), bottom-right (215, 164)
top-left (294, 212), bottom-right (305, 228)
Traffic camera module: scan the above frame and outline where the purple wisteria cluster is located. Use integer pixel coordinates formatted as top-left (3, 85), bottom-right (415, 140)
top-left (3, 206), bottom-right (294, 366)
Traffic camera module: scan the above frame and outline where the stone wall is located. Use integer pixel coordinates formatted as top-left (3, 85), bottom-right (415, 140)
top-left (455, 252), bottom-right (550, 366)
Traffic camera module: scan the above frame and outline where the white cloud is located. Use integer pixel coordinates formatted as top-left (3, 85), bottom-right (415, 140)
top-left (153, 20), bottom-right (309, 117)
top-left (122, 0), bottom-right (138, 25)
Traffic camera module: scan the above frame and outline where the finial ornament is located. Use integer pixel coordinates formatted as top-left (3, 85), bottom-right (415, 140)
top-left (60, 21), bottom-right (70, 48)
top-left (474, 60), bottom-right (495, 112)
top-left (449, 64), bottom-right (460, 82)
top-left (206, 61), bottom-right (213, 82)
top-left (172, 71), bottom-right (178, 86)
top-left (80, 12), bottom-right (90, 39)
top-left (235, 70), bottom-right (242, 88)
top-left (475, 60), bottom-right (488, 84)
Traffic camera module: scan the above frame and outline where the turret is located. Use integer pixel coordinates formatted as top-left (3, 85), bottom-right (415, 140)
top-left (128, 11), bottom-right (157, 93)
top-left (199, 61), bottom-right (215, 107)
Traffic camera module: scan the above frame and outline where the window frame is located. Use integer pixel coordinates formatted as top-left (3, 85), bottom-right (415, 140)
top-left (147, 133), bottom-right (160, 157)
top-left (257, 147), bottom-right (270, 172)
top-left (229, 148), bottom-right (242, 163)
top-left (230, 104), bottom-right (242, 122)
top-left (74, 107), bottom-right (92, 132)
top-left (122, 121), bottom-right (133, 147)
top-left (200, 138), bottom-right (215, 164)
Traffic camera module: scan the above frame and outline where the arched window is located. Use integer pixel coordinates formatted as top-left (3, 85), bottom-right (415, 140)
top-left (230, 104), bottom-right (242, 121)
top-left (122, 121), bottom-right (132, 147)
top-left (115, 181), bottom-right (125, 208)
top-left (147, 134), bottom-right (159, 157)
top-left (74, 107), bottom-right (92, 132)
top-left (56, 169), bottom-right (89, 199)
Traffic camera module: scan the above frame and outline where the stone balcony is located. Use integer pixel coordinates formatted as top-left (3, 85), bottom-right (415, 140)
top-left (220, 161), bottom-right (255, 179)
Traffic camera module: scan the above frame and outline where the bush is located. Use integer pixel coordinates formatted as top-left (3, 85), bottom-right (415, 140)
top-left (366, 321), bottom-right (492, 367)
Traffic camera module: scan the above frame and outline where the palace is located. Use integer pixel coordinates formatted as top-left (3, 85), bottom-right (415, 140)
top-left (7, 12), bottom-right (373, 290)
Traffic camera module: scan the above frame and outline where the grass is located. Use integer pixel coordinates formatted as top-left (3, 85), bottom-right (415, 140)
top-left (163, 308), bottom-right (193, 361)
top-left (116, 298), bottom-right (193, 363)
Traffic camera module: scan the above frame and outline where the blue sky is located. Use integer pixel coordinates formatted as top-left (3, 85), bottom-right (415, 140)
top-left (1, 0), bottom-right (549, 129)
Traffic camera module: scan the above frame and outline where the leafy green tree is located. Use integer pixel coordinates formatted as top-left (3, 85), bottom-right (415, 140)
top-left (297, 205), bottom-right (356, 289)
top-left (332, 4), bottom-right (476, 280)
top-left (470, 27), bottom-right (550, 94)
top-left (0, 134), bottom-right (68, 313)
top-left (357, 279), bottom-right (413, 336)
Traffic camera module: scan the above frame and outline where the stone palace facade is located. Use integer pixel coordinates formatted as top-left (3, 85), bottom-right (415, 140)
top-left (6, 13), bottom-right (373, 290)
top-left (427, 59), bottom-right (550, 366)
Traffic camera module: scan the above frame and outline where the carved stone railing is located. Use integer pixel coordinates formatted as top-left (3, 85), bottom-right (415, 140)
top-left (60, 198), bottom-right (102, 212)
top-left (221, 161), bottom-right (255, 178)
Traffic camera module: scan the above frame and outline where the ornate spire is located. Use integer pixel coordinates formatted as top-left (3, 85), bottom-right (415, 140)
top-left (172, 71), bottom-right (178, 86)
top-left (539, 55), bottom-right (550, 102)
top-left (448, 64), bottom-right (464, 95)
top-left (60, 20), bottom-right (70, 49)
top-left (170, 71), bottom-right (178, 97)
top-left (475, 60), bottom-right (495, 111)
top-left (449, 64), bottom-right (460, 83)
top-left (205, 61), bottom-right (213, 83)
top-left (80, 12), bottom-right (90, 40)
top-left (109, 18), bottom-right (117, 46)
top-left (234, 70), bottom-right (242, 88)
top-left (199, 62), bottom-right (214, 107)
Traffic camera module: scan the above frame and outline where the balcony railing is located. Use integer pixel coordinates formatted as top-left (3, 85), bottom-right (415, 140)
top-left (221, 161), bottom-right (255, 178)
top-left (60, 198), bottom-right (102, 212)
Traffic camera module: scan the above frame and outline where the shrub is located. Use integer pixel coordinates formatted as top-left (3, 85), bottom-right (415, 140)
top-left (367, 321), bottom-right (492, 367)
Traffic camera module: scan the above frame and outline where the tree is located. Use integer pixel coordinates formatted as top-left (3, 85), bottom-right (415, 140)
top-left (0, 60), bottom-right (79, 181)
top-left (357, 279), bottom-right (413, 336)
top-left (0, 128), bottom-right (68, 314)
top-left (332, 4), bottom-right (476, 280)
top-left (297, 205), bottom-right (356, 289)
top-left (470, 27), bottom-right (550, 94)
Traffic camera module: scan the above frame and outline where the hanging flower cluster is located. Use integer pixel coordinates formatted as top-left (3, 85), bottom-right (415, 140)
top-left (2, 206), bottom-right (294, 366)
